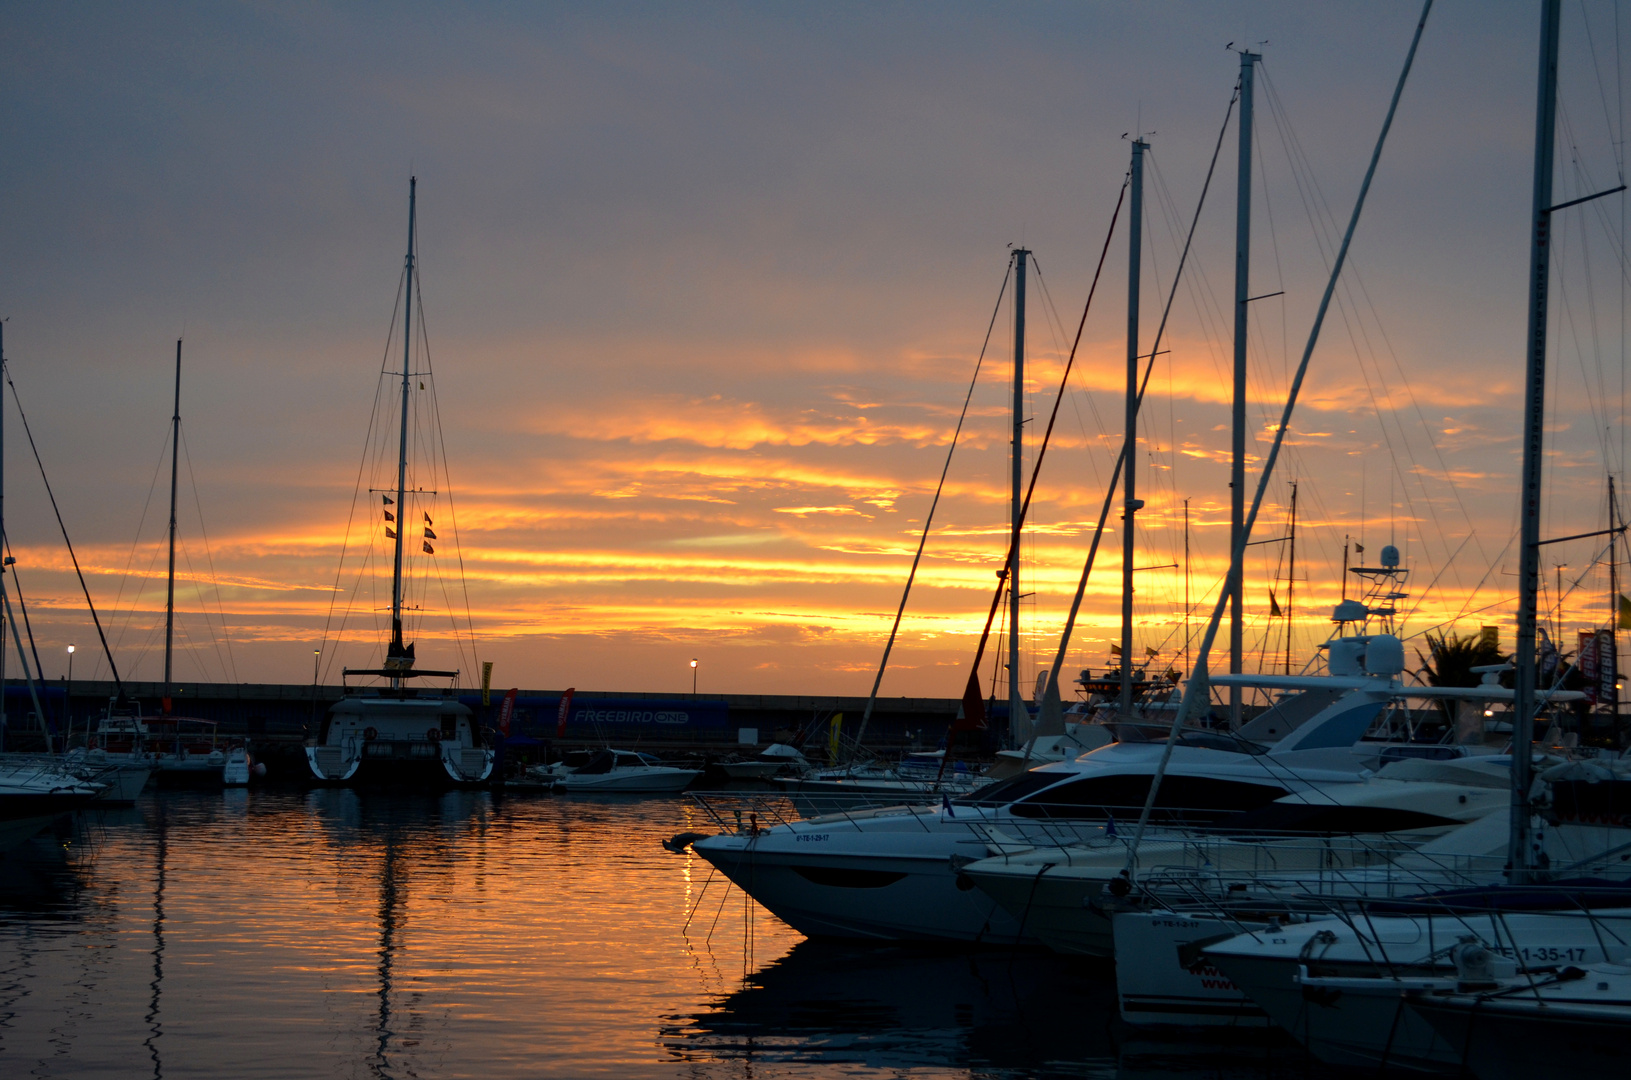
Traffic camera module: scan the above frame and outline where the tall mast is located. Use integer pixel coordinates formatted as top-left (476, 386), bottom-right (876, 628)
top-left (1230, 50), bottom-right (1260, 728)
top-left (1009, 248), bottom-right (1028, 743)
top-left (1286, 479), bottom-right (1297, 675)
top-left (1183, 497), bottom-right (1191, 684)
top-left (1510, 0), bottom-right (1561, 882)
top-left (1120, 139), bottom-right (1146, 716)
top-left (391, 177), bottom-right (416, 686)
top-left (1609, 475), bottom-right (1618, 731)
top-left (163, 339), bottom-right (180, 710)
top-left (1, 320), bottom-right (6, 747)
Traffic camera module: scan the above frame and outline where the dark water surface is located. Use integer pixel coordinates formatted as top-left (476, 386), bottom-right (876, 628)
top-left (0, 790), bottom-right (1312, 1078)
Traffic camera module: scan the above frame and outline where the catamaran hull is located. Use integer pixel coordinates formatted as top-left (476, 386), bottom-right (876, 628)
top-left (305, 745), bottom-right (493, 787)
top-left (692, 833), bottom-right (1035, 944)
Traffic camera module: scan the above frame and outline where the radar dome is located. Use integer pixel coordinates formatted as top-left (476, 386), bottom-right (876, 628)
top-left (1380, 544), bottom-right (1400, 569)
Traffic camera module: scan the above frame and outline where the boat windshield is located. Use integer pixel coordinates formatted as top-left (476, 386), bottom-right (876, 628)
top-left (1111, 724), bottom-right (1267, 755)
top-left (950, 771), bottom-right (1068, 807)
top-left (576, 751), bottom-right (618, 774)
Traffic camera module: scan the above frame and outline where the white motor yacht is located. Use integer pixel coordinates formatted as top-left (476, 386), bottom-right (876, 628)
top-left (716, 743), bottom-right (812, 781)
top-left (690, 705), bottom-right (1383, 944)
top-left (961, 763), bottom-right (1515, 958)
top-left (545, 749), bottom-right (700, 793)
top-left (690, 595), bottom-right (1580, 946)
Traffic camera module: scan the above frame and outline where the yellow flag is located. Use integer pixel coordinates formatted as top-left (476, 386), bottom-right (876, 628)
top-left (1109, 643), bottom-right (1123, 656)
top-left (827, 713), bottom-right (844, 762)
top-left (481, 661), bottom-right (494, 706)
top-left (1619, 593), bottom-right (1631, 631)
top-left (1269, 590), bottom-right (1283, 618)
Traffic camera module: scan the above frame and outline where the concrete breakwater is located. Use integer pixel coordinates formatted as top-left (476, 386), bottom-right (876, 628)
top-left (2, 679), bottom-right (971, 778)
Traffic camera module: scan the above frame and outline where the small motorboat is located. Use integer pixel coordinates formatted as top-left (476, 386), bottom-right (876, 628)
top-left (540, 749), bottom-right (700, 793)
top-left (715, 743), bottom-right (811, 781)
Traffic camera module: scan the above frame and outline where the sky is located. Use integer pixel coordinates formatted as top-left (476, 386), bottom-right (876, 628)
top-left (3, 1), bottom-right (1630, 700)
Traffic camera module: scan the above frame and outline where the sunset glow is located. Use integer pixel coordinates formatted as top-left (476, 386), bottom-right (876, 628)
top-left (4, 3), bottom-right (1628, 700)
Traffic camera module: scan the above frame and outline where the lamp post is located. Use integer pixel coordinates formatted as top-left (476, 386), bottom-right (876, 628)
top-left (310, 648), bottom-right (321, 728)
top-left (66, 644), bottom-right (75, 747)
top-left (690, 658), bottom-right (698, 695)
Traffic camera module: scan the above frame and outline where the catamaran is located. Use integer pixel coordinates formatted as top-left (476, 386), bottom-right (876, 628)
top-left (305, 178), bottom-right (492, 787)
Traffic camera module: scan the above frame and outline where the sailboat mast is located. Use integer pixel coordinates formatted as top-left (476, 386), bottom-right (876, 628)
top-left (1230, 50), bottom-right (1259, 728)
top-left (1286, 479), bottom-right (1297, 675)
top-left (163, 339), bottom-right (180, 706)
top-left (1120, 139), bottom-right (1146, 717)
top-left (1183, 497), bottom-right (1191, 683)
top-left (1, 320), bottom-right (6, 747)
top-left (1510, 0), bottom-right (1561, 883)
top-left (1009, 248), bottom-right (1028, 743)
top-left (391, 177), bottom-right (416, 681)
top-left (1609, 475), bottom-right (1618, 730)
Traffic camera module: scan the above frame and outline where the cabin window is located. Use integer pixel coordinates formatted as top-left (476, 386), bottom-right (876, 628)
top-left (1218, 803), bottom-right (1461, 835)
top-left (1010, 774), bottom-right (1289, 822)
top-left (951, 771), bottom-right (1068, 807)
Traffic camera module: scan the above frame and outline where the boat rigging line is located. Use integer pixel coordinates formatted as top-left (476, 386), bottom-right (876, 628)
top-left (849, 261), bottom-right (1011, 752)
top-left (1035, 73), bottom-right (1242, 739)
top-left (947, 178), bottom-right (1131, 747)
top-left (1122, 0), bottom-right (1434, 877)
top-left (2, 358), bottom-right (127, 700)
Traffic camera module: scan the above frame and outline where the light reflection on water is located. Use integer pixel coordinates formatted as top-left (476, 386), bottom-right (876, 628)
top-left (0, 791), bottom-right (1306, 1079)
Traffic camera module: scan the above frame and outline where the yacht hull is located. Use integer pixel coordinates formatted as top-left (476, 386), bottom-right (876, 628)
top-left (1112, 910), bottom-right (1271, 1027)
top-left (960, 860), bottom-right (1117, 956)
top-left (693, 822), bottom-right (1036, 945)
top-left (1205, 910), bottom-right (1631, 1071)
top-left (555, 769), bottom-right (699, 793)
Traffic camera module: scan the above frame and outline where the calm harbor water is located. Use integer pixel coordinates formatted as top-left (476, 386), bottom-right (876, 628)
top-left (0, 790), bottom-right (1313, 1078)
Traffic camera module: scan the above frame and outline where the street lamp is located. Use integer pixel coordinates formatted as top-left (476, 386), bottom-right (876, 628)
top-left (66, 644), bottom-right (75, 745)
top-left (690, 657), bottom-right (698, 695)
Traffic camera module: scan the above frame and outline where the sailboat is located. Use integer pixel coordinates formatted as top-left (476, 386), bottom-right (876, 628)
top-left (305, 178), bottom-right (492, 787)
top-left (86, 340), bottom-right (234, 787)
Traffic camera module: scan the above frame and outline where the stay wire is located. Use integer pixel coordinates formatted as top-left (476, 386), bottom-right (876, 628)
top-left (179, 424), bottom-right (238, 683)
top-left (1043, 83), bottom-right (1239, 700)
top-left (960, 179), bottom-right (1131, 702)
top-left (1124, 0), bottom-right (1433, 875)
top-left (853, 259), bottom-right (1012, 747)
top-left (319, 266), bottom-right (405, 682)
top-left (2, 359), bottom-right (126, 696)
top-left (0, 532), bottom-right (46, 684)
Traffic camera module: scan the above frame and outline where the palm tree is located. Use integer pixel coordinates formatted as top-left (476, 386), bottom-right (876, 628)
top-left (1415, 632), bottom-right (1512, 728)
top-left (1415, 632), bottom-right (1510, 689)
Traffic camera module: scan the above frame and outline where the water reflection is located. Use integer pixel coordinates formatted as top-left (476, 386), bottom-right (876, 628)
top-left (146, 801), bottom-right (167, 1080)
top-left (667, 941), bottom-right (1120, 1074)
top-left (0, 791), bottom-right (1306, 1078)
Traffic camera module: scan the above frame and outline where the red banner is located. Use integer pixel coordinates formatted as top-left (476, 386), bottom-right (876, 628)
top-left (498, 687), bottom-right (518, 737)
top-left (556, 687), bottom-right (576, 738)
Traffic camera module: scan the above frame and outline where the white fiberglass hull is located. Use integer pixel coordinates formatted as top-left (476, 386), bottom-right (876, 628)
top-left (691, 806), bottom-right (1050, 944)
top-left (1112, 910), bottom-right (1272, 1027)
top-left (1204, 909), bottom-right (1631, 1072)
top-left (555, 767), bottom-right (700, 793)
